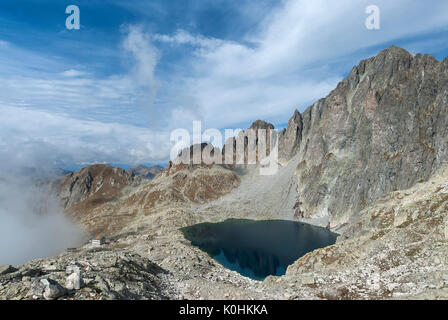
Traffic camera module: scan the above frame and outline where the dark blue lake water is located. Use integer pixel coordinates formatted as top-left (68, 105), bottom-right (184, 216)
top-left (181, 219), bottom-right (338, 281)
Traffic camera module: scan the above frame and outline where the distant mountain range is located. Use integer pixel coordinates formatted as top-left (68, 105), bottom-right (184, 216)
top-left (11, 164), bottom-right (165, 182)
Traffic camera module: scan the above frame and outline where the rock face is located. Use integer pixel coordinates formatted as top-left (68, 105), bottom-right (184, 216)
top-left (278, 110), bottom-right (303, 161)
top-left (222, 120), bottom-right (276, 166)
top-left (54, 161), bottom-right (240, 236)
top-left (55, 164), bottom-right (143, 236)
top-left (282, 164), bottom-right (448, 299)
top-left (249, 120), bottom-right (275, 131)
top-left (59, 164), bottom-right (141, 209)
top-left (285, 46), bottom-right (448, 228)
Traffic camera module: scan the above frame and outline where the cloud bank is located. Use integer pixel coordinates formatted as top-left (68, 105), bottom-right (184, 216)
top-left (0, 173), bottom-right (86, 265)
top-left (0, 106), bottom-right (172, 168)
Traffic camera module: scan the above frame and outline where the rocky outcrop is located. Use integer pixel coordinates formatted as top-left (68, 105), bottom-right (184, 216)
top-left (288, 46), bottom-right (448, 228)
top-left (55, 161), bottom-right (240, 236)
top-left (59, 164), bottom-right (141, 209)
top-left (278, 110), bottom-right (303, 161)
top-left (53, 164), bottom-right (144, 236)
top-left (175, 143), bottom-right (221, 165)
top-left (40, 278), bottom-right (67, 300)
top-left (147, 163), bottom-right (241, 206)
top-left (279, 164), bottom-right (448, 299)
top-left (249, 120), bottom-right (275, 132)
top-left (128, 165), bottom-right (164, 180)
top-left (0, 248), bottom-right (177, 300)
top-left (222, 120), bottom-right (276, 166)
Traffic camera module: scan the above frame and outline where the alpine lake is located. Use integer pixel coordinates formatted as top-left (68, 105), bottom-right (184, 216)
top-left (181, 219), bottom-right (338, 281)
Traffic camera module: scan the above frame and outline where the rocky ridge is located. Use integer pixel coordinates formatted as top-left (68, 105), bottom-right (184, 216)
top-left (288, 46), bottom-right (448, 229)
top-left (128, 165), bottom-right (164, 180)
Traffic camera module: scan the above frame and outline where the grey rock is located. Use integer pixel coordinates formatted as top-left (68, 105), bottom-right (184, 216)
top-left (175, 143), bottom-right (220, 165)
top-left (286, 46), bottom-right (448, 227)
top-left (41, 279), bottom-right (66, 300)
top-left (94, 275), bottom-right (110, 293)
top-left (57, 164), bottom-right (141, 209)
top-left (249, 120), bottom-right (275, 131)
top-left (40, 279), bottom-right (50, 287)
top-left (279, 110), bottom-right (303, 160)
top-left (0, 265), bottom-right (16, 275)
top-left (27, 279), bottom-right (46, 298)
top-left (66, 272), bottom-right (83, 290)
top-left (222, 120), bottom-right (276, 165)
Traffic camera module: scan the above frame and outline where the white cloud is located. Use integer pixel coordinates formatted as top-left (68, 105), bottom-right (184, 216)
top-left (61, 69), bottom-right (89, 77)
top-left (156, 0), bottom-right (448, 129)
top-left (0, 26), bottom-right (170, 168)
top-left (0, 105), bottom-right (172, 168)
top-left (0, 26), bottom-right (162, 123)
top-left (123, 25), bottom-right (161, 107)
top-left (153, 30), bottom-right (225, 49)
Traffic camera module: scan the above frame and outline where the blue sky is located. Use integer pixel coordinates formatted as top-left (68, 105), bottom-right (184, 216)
top-left (1, 0), bottom-right (448, 169)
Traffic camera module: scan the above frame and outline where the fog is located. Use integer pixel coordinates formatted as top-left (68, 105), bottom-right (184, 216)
top-left (0, 170), bottom-right (86, 266)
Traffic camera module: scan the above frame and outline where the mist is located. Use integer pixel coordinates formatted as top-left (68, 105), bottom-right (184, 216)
top-left (0, 170), bottom-right (86, 266)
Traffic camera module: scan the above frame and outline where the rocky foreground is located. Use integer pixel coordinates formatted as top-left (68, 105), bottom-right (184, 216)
top-left (1, 46), bottom-right (447, 300)
top-left (1, 161), bottom-right (447, 300)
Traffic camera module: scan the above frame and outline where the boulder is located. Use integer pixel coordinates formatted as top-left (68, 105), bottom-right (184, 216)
top-left (66, 272), bottom-right (83, 290)
top-left (40, 279), bottom-right (66, 300)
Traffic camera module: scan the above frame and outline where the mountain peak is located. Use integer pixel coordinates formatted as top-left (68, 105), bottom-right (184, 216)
top-left (249, 120), bottom-right (274, 131)
top-left (380, 45), bottom-right (411, 56)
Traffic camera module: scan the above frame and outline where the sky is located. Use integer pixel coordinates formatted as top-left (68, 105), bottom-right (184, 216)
top-left (1, 0), bottom-right (448, 170)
